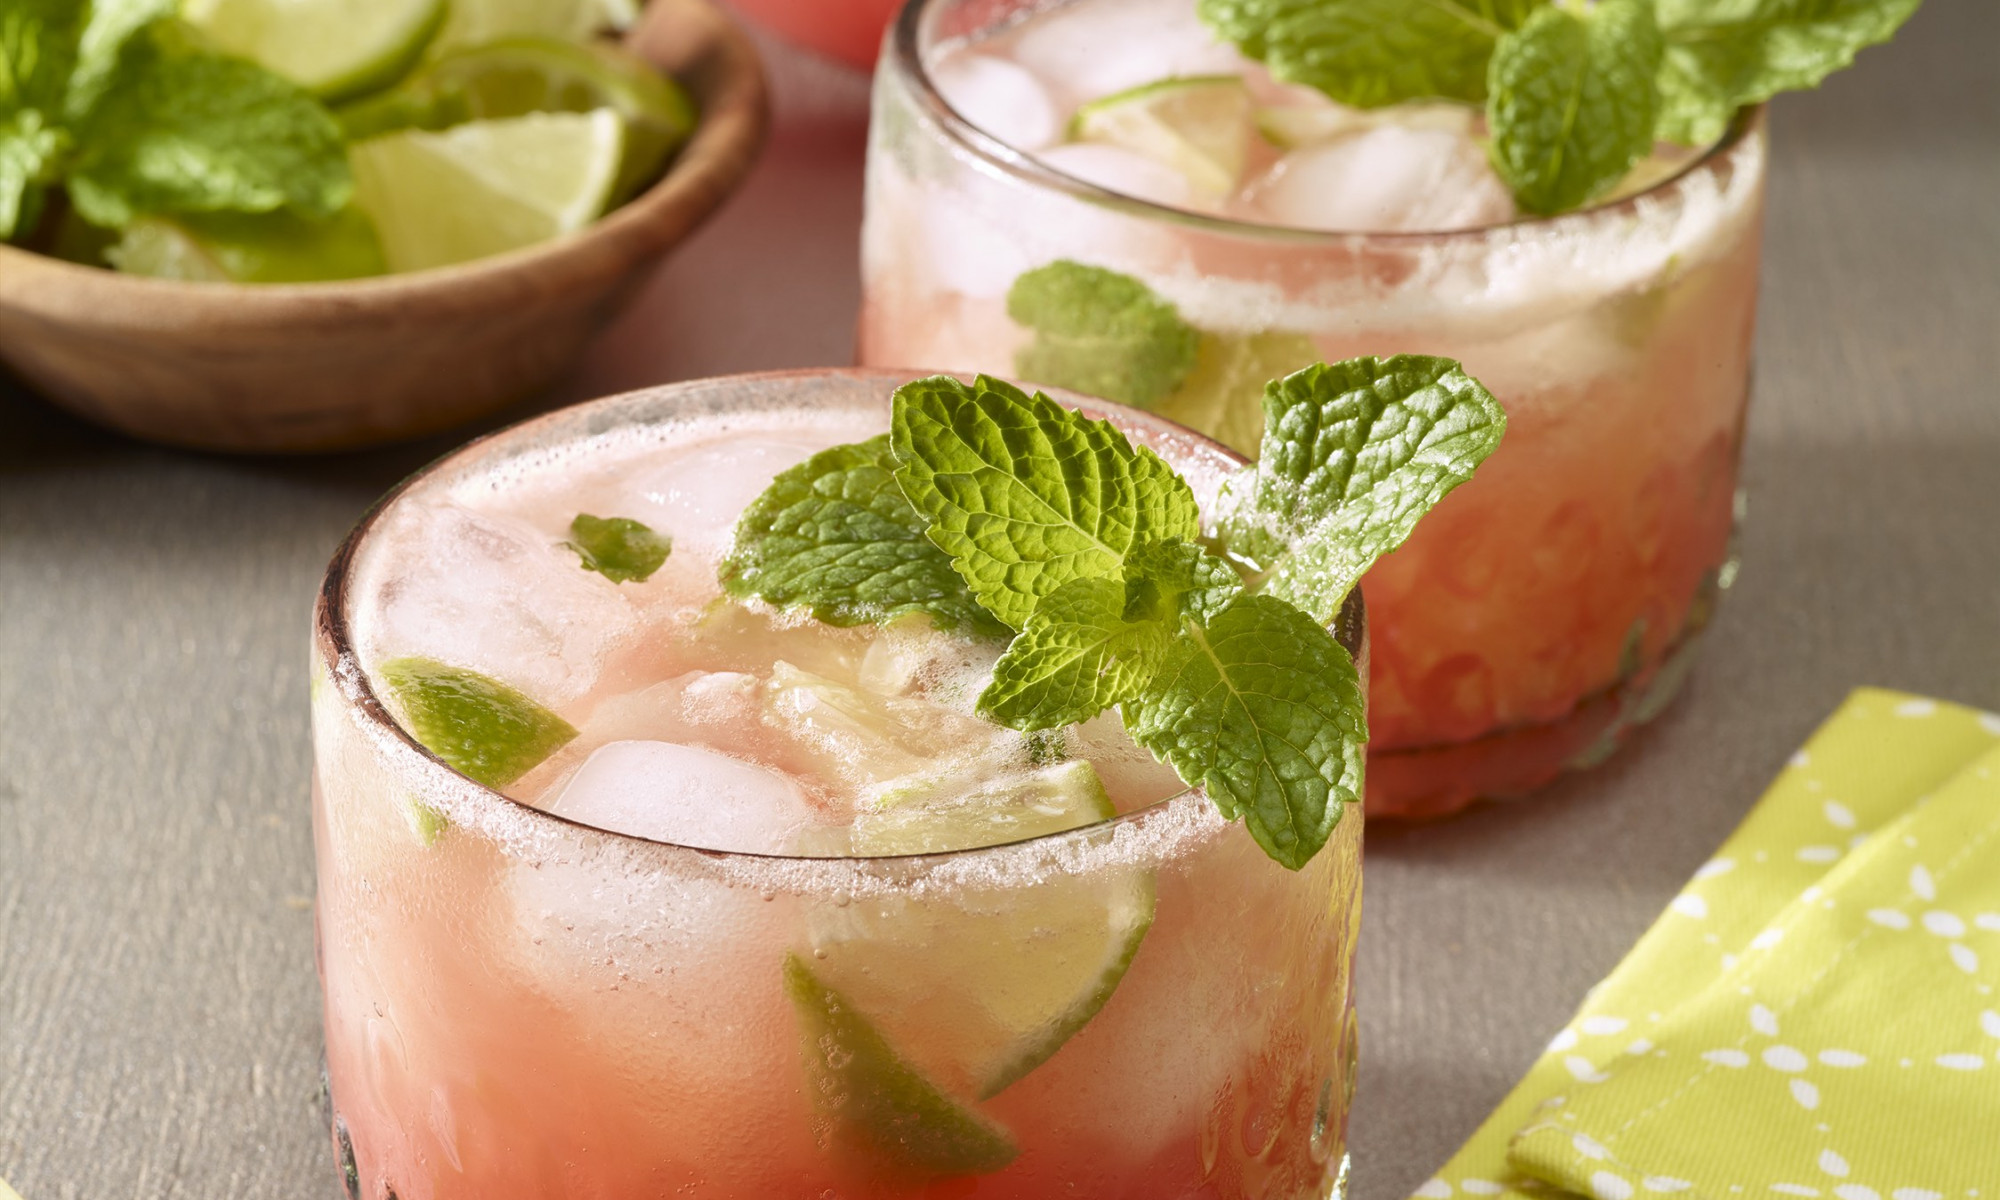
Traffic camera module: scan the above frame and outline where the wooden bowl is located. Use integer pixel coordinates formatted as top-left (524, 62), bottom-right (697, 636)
top-left (0, 0), bottom-right (768, 454)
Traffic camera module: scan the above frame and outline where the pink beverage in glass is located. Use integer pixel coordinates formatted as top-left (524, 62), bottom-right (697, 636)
top-left (729, 0), bottom-right (904, 68)
top-left (858, 0), bottom-right (1765, 817)
top-left (311, 371), bottom-right (1365, 1199)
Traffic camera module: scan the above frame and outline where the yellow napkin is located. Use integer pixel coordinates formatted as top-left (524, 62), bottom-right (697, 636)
top-left (1415, 688), bottom-right (2000, 1200)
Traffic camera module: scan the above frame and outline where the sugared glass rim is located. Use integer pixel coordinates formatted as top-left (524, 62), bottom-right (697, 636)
top-left (889, 0), bottom-right (1763, 243)
top-left (313, 367), bottom-right (1365, 866)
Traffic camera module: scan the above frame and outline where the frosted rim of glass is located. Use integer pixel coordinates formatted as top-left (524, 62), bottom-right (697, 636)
top-left (313, 367), bottom-right (1364, 888)
top-left (888, 0), bottom-right (1763, 244)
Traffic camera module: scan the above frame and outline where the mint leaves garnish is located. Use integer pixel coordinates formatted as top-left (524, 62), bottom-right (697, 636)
top-left (1220, 355), bottom-right (1507, 622)
top-left (565, 513), bottom-right (671, 584)
top-left (721, 435), bottom-right (1008, 638)
top-left (1652, 0), bottom-right (1924, 146)
top-left (1488, 0), bottom-right (1663, 216)
top-left (721, 365), bottom-right (1503, 868)
top-left (1007, 261), bottom-right (1200, 410)
top-left (1204, 0), bottom-right (1924, 215)
top-left (1, 10), bottom-right (350, 241)
top-left (890, 375), bottom-right (1201, 632)
top-left (1197, 0), bottom-right (1540, 108)
top-left (1125, 593), bottom-right (1366, 868)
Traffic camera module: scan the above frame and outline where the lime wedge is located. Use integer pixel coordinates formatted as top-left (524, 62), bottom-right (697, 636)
top-left (812, 760), bottom-right (1155, 1099)
top-left (350, 109), bottom-right (625, 272)
top-left (432, 0), bottom-right (639, 54)
top-left (1152, 330), bottom-right (1321, 456)
top-left (783, 954), bottom-right (1019, 1179)
top-left (377, 656), bottom-right (578, 788)
top-left (106, 208), bottom-right (386, 283)
top-left (855, 759), bottom-right (1115, 856)
top-left (183, 0), bottom-right (446, 103)
top-left (337, 38), bottom-right (696, 203)
top-left (1071, 75), bottom-right (1255, 197)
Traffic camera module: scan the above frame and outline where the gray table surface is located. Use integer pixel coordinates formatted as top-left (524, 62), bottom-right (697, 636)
top-left (3, 6), bottom-right (1997, 1198)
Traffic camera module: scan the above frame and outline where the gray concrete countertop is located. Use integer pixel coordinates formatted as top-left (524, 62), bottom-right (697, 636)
top-left (2, 5), bottom-right (1996, 1197)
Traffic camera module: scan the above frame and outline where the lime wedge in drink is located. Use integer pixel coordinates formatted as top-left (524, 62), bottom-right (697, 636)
top-left (377, 656), bottom-right (578, 788)
top-left (432, 0), bottom-right (639, 55)
top-left (1070, 75), bottom-right (1255, 197)
top-left (106, 208), bottom-right (387, 283)
top-left (1152, 331), bottom-right (1321, 456)
top-left (783, 954), bottom-right (1019, 1179)
top-left (183, 0), bottom-right (446, 103)
top-left (338, 38), bottom-right (696, 203)
top-left (812, 758), bottom-right (1156, 1100)
top-left (350, 109), bottom-right (625, 272)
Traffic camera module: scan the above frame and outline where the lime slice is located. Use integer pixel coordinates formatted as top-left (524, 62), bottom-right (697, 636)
top-left (855, 759), bottom-right (1115, 856)
top-left (763, 660), bottom-right (1007, 792)
top-left (1070, 75), bottom-right (1255, 197)
top-left (338, 38), bottom-right (696, 204)
top-left (812, 760), bottom-right (1155, 1099)
top-left (377, 656), bottom-right (578, 788)
top-left (350, 109), bottom-right (625, 272)
top-left (1152, 330), bottom-right (1321, 456)
top-left (183, 0), bottom-right (446, 103)
top-left (783, 954), bottom-right (1019, 1179)
top-left (106, 208), bottom-right (386, 283)
top-left (1254, 101), bottom-right (1474, 150)
top-left (432, 0), bottom-right (639, 54)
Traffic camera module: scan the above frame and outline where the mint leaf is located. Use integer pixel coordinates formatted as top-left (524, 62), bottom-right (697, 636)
top-left (1487, 0), bottom-right (1663, 216)
top-left (1199, 0), bottom-right (1544, 107)
top-left (1653, 0), bottom-right (1921, 145)
top-left (1219, 356), bottom-right (1504, 622)
top-left (721, 435), bottom-right (1006, 638)
top-left (565, 514), bottom-right (670, 584)
top-left (1123, 537), bottom-right (1244, 624)
top-left (1124, 593), bottom-right (1365, 870)
top-left (378, 657), bottom-right (577, 790)
top-left (1007, 261), bottom-right (1199, 410)
top-left (0, 111), bottom-right (62, 238)
top-left (0, 0), bottom-right (84, 238)
top-left (68, 26), bottom-right (350, 227)
top-left (979, 576), bottom-right (1175, 730)
top-left (890, 374), bottom-right (1201, 632)
top-left (70, 0), bottom-right (176, 116)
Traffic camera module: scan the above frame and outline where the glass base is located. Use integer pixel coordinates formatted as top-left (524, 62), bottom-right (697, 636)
top-left (1365, 566), bottom-right (1728, 820)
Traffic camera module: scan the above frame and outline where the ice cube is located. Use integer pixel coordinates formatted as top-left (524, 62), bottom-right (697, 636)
top-left (1008, 0), bottom-right (1244, 105)
top-left (933, 52), bottom-right (1062, 151)
top-left (1247, 125), bottom-right (1516, 233)
top-left (1034, 142), bottom-right (1196, 211)
top-left (623, 438), bottom-right (824, 552)
top-left (545, 739), bottom-right (822, 853)
top-left (366, 500), bottom-right (637, 705)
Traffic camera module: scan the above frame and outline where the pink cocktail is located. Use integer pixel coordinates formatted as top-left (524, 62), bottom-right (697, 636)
top-left (311, 371), bottom-right (1366, 1198)
top-left (858, 0), bottom-right (1766, 816)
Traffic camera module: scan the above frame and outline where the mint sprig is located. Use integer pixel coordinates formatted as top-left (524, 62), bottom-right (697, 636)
top-left (890, 375), bottom-right (1201, 632)
top-left (720, 364), bottom-right (1503, 868)
top-left (565, 513), bottom-right (670, 584)
top-left (1007, 260), bottom-right (1200, 411)
top-left (721, 435), bottom-right (1008, 638)
top-left (0, 11), bottom-right (350, 241)
top-left (1488, 0), bottom-right (1663, 216)
top-left (1205, 0), bottom-right (1925, 215)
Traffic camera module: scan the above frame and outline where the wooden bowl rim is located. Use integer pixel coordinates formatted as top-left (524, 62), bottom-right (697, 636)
top-left (0, 0), bottom-right (770, 325)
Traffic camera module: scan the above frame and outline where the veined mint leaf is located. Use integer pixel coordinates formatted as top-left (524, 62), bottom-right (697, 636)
top-left (721, 435), bottom-right (1006, 638)
top-left (978, 576), bottom-right (1175, 731)
top-left (68, 25), bottom-right (350, 227)
top-left (1653, 0), bottom-right (1921, 145)
top-left (1123, 537), bottom-right (1244, 624)
top-left (1219, 356), bottom-right (1504, 622)
top-left (1486, 1), bottom-right (1663, 215)
top-left (70, 0), bottom-right (176, 117)
top-left (565, 514), bottom-right (670, 584)
top-left (1199, 0), bottom-right (1545, 107)
top-left (1124, 593), bottom-right (1365, 870)
top-left (891, 374), bottom-right (1201, 632)
top-left (1487, 0), bottom-right (1664, 215)
top-left (1007, 261), bottom-right (1199, 411)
